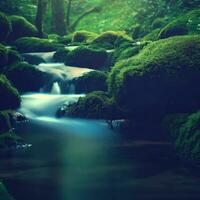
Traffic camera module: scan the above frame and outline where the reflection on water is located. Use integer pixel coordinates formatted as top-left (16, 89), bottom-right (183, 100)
top-left (0, 93), bottom-right (200, 200)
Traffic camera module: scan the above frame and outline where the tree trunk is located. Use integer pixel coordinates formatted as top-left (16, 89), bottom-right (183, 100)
top-left (35, 0), bottom-right (48, 37)
top-left (52, 0), bottom-right (66, 36)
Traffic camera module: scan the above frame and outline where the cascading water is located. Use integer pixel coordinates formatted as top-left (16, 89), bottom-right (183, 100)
top-left (51, 82), bottom-right (61, 94)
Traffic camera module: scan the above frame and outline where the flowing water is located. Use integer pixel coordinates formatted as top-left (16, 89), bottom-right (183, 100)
top-left (0, 53), bottom-right (200, 200)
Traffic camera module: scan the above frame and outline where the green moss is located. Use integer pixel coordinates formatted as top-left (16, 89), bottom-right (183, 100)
top-left (74, 71), bottom-right (107, 93)
top-left (7, 49), bottom-right (22, 66)
top-left (0, 12), bottom-right (11, 42)
top-left (159, 9), bottom-right (200, 39)
top-left (14, 37), bottom-right (64, 53)
top-left (109, 35), bottom-right (200, 116)
top-left (72, 31), bottom-right (98, 44)
top-left (163, 111), bottom-right (200, 163)
top-left (5, 62), bottom-right (46, 92)
top-left (58, 34), bottom-right (74, 45)
top-left (64, 91), bottom-right (121, 119)
top-left (152, 18), bottom-right (166, 29)
top-left (111, 41), bottom-right (151, 65)
top-left (0, 44), bottom-right (8, 72)
top-left (91, 31), bottom-right (132, 49)
top-left (53, 48), bottom-right (70, 63)
top-left (65, 46), bottom-right (109, 69)
top-left (0, 182), bottom-right (14, 200)
top-left (0, 75), bottom-right (20, 110)
top-left (8, 15), bottom-right (38, 42)
top-left (141, 29), bottom-right (161, 41)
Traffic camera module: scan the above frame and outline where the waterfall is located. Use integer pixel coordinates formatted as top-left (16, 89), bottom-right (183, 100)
top-left (51, 82), bottom-right (61, 94)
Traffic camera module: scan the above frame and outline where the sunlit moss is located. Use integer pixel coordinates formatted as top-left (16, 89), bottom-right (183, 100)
top-left (72, 30), bottom-right (98, 44)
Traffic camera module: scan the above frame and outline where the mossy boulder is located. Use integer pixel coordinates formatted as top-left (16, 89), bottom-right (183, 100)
top-left (53, 48), bottom-right (70, 63)
top-left (72, 31), bottom-right (98, 44)
top-left (0, 75), bottom-right (20, 110)
top-left (14, 37), bottom-right (64, 53)
top-left (0, 44), bottom-right (8, 72)
top-left (8, 15), bottom-right (38, 42)
top-left (159, 9), bottom-right (200, 39)
top-left (7, 49), bottom-right (22, 66)
top-left (0, 12), bottom-right (12, 42)
top-left (111, 41), bottom-right (151, 65)
top-left (5, 62), bottom-right (46, 92)
top-left (91, 31), bottom-right (132, 49)
top-left (58, 34), bottom-right (74, 45)
top-left (65, 46), bottom-right (109, 69)
top-left (74, 71), bottom-right (107, 93)
top-left (109, 35), bottom-right (200, 117)
top-left (163, 111), bottom-right (200, 163)
top-left (62, 91), bottom-right (121, 119)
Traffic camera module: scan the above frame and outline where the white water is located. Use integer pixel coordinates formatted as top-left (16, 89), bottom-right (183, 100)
top-left (23, 52), bottom-right (56, 63)
top-left (51, 82), bottom-right (61, 94)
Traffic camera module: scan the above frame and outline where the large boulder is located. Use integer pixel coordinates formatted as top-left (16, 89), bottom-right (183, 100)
top-left (65, 46), bottom-right (109, 69)
top-left (14, 37), bottom-right (64, 53)
top-left (0, 12), bottom-right (12, 42)
top-left (109, 35), bottom-right (200, 117)
top-left (73, 71), bottom-right (107, 93)
top-left (0, 75), bottom-right (20, 110)
top-left (5, 62), bottom-right (46, 92)
top-left (8, 15), bottom-right (38, 42)
top-left (159, 9), bottom-right (200, 39)
top-left (91, 31), bottom-right (132, 49)
top-left (163, 111), bottom-right (200, 164)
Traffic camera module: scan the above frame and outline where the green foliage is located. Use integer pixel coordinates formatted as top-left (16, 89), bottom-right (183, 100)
top-left (109, 35), bottom-right (200, 116)
top-left (0, 44), bottom-right (8, 72)
top-left (91, 31), bottom-right (132, 49)
top-left (0, 75), bottom-right (20, 110)
top-left (0, 182), bottom-right (14, 200)
top-left (159, 9), bottom-right (200, 39)
top-left (163, 111), bottom-right (200, 163)
top-left (5, 62), bottom-right (46, 93)
top-left (72, 30), bottom-right (98, 44)
top-left (14, 37), bottom-right (64, 53)
top-left (53, 48), bottom-right (70, 63)
top-left (8, 15), bottom-right (38, 42)
top-left (65, 91), bottom-right (121, 119)
top-left (65, 46), bottom-right (109, 69)
top-left (0, 12), bottom-right (12, 42)
top-left (74, 71), bottom-right (107, 93)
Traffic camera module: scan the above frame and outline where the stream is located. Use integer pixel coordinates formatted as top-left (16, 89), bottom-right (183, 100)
top-left (0, 52), bottom-right (200, 200)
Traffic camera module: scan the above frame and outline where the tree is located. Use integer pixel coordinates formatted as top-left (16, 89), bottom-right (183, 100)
top-left (35, 0), bottom-right (49, 37)
top-left (65, 0), bottom-right (102, 33)
top-left (51, 0), bottom-right (66, 35)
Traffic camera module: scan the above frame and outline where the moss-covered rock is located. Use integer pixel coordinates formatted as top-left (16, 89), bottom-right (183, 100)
top-left (109, 35), bottom-right (200, 117)
top-left (159, 9), bottom-right (200, 39)
top-left (53, 48), bottom-right (70, 63)
top-left (14, 37), bottom-right (64, 53)
top-left (58, 34), bottom-right (74, 45)
top-left (65, 46), bottom-right (109, 69)
top-left (0, 111), bottom-right (12, 133)
top-left (0, 44), bottom-right (8, 72)
top-left (152, 18), bottom-right (166, 30)
top-left (141, 29), bottom-right (161, 41)
top-left (111, 41), bottom-right (151, 65)
top-left (74, 71), bottom-right (107, 93)
top-left (62, 91), bottom-right (121, 119)
top-left (7, 49), bottom-right (22, 66)
top-left (163, 111), bottom-right (200, 163)
top-left (72, 31), bottom-right (98, 44)
top-left (22, 54), bottom-right (45, 65)
top-left (0, 12), bottom-right (12, 42)
top-left (8, 15), bottom-right (38, 42)
top-left (0, 75), bottom-right (20, 110)
top-left (91, 31), bottom-right (132, 49)
top-left (5, 62), bottom-right (46, 92)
